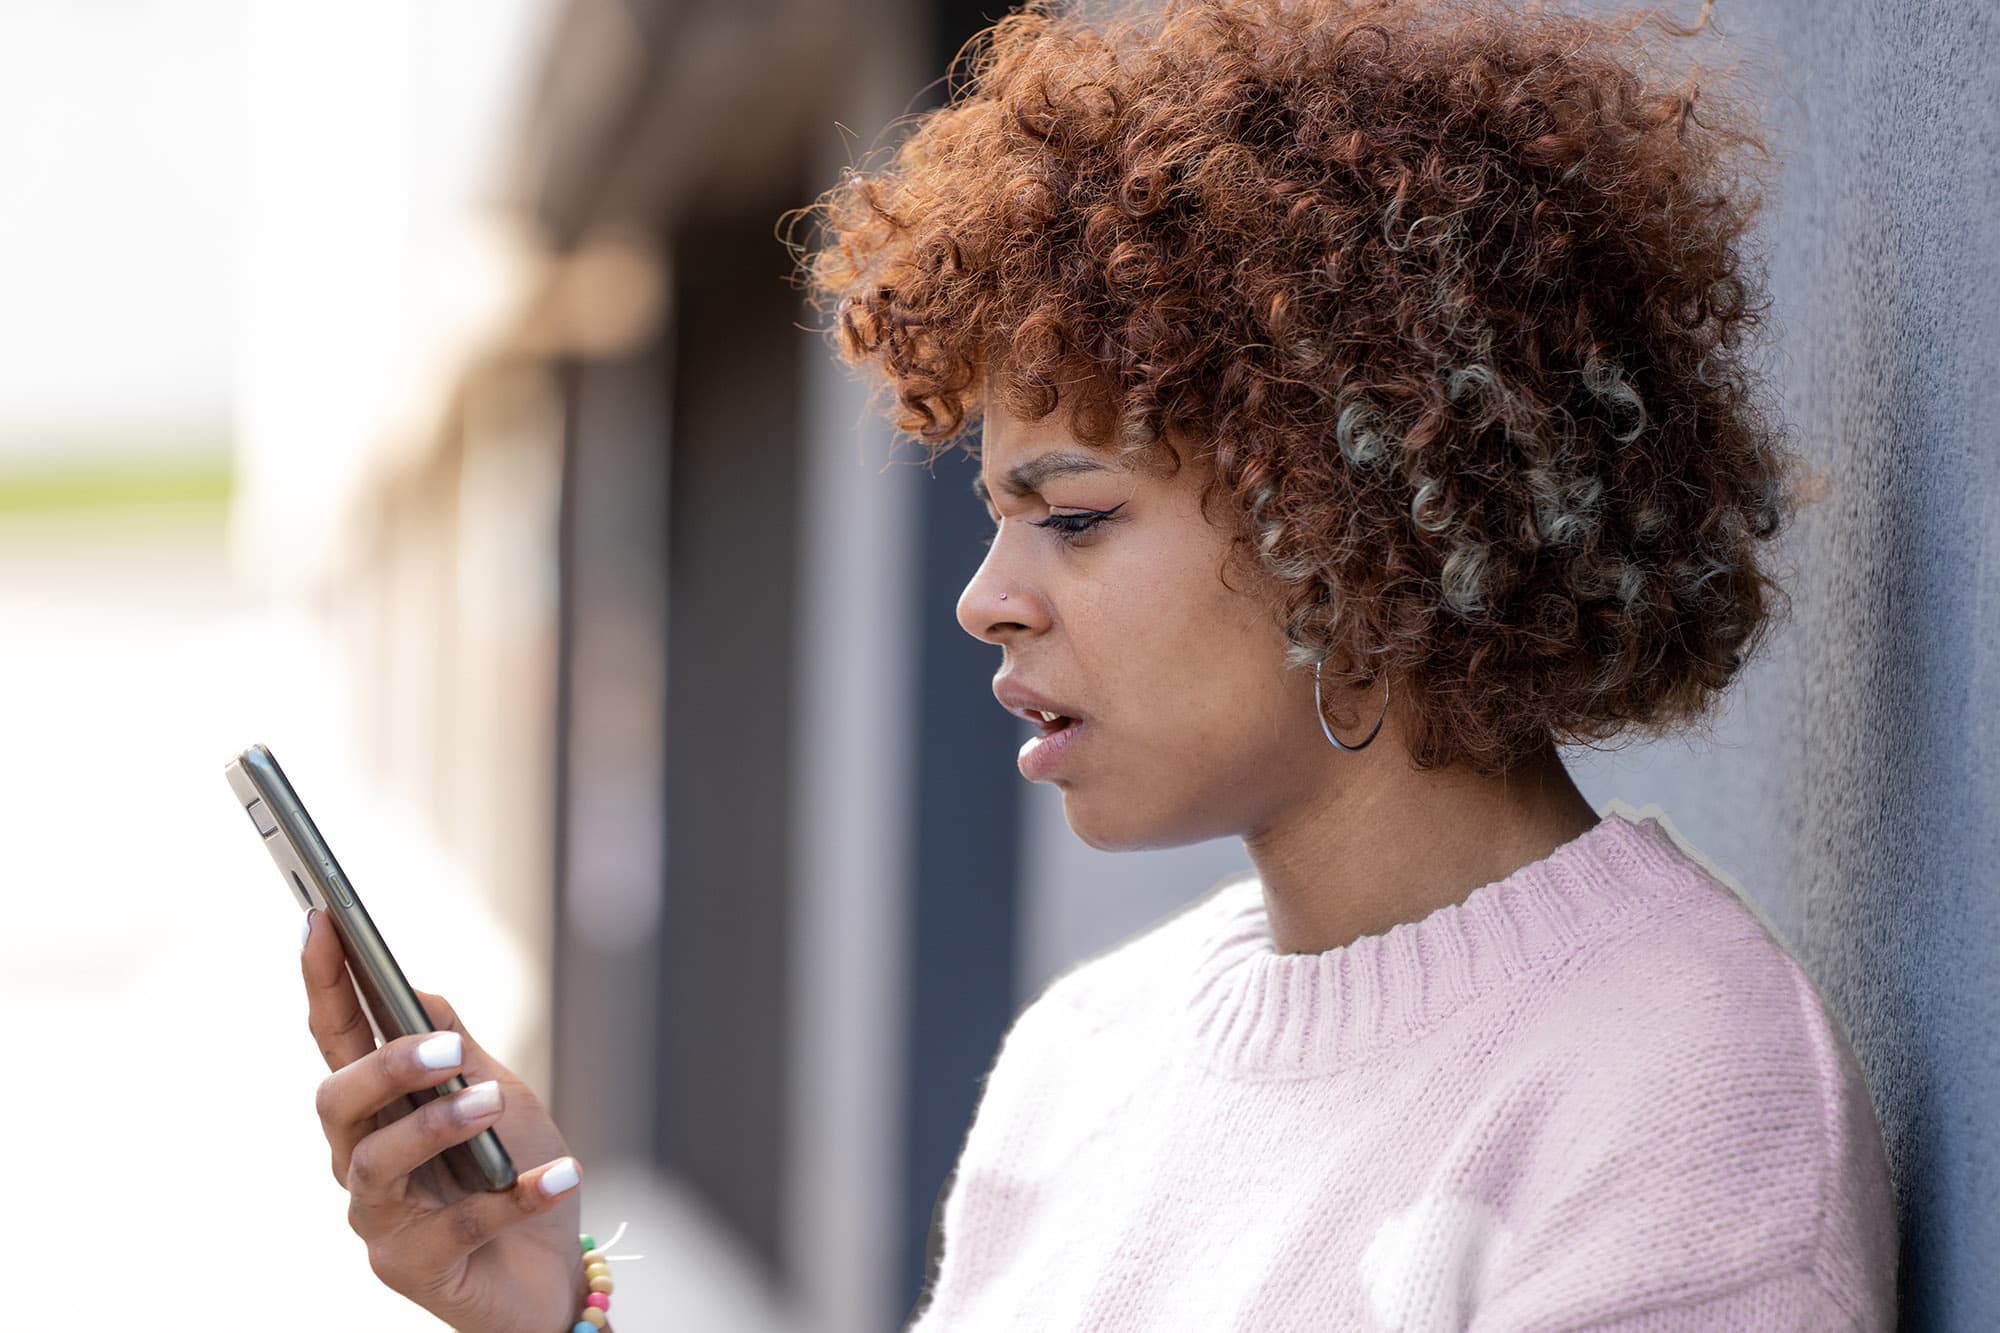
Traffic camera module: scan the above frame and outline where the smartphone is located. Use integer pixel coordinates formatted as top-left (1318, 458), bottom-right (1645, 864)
top-left (224, 742), bottom-right (516, 1192)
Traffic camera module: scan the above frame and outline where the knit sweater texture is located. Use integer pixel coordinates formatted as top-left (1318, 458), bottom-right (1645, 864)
top-left (908, 809), bottom-right (1899, 1331)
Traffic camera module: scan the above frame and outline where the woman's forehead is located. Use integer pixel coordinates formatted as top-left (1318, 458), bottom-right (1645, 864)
top-left (977, 395), bottom-right (1096, 476)
top-left (975, 380), bottom-right (1193, 489)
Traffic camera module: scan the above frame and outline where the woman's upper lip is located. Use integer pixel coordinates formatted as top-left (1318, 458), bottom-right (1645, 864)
top-left (993, 678), bottom-right (1085, 724)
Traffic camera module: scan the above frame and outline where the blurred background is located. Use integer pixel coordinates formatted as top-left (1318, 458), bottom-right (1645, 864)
top-left (0, 0), bottom-right (1991, 1329)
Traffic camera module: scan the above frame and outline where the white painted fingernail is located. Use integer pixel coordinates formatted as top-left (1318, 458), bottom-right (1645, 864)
top-left (539, 1156), bottom-right (580, 1197)
top-left (299, 909), bottom-right (313, 954)
top-left (454, 1079), bottom-right (501, 1120)
top-left (416, 1032), bottom-right (463, 1069)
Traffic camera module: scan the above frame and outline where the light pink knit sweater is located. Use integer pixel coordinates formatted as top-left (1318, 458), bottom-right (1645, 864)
top-left (908, 810), bottom-right (1898, 1331)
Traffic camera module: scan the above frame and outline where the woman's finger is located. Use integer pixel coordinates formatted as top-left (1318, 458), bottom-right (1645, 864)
top-left (300, 908), bottom-right (373, 1072)
top-left (415, 1156), bottom-right (583, 1268)
top-left (344, 1077), bottom-right (507, 1215)
top-left (410, 989), bottom-right (495, 1067)
top-left (315, 1029), bottom-right (469, 1184)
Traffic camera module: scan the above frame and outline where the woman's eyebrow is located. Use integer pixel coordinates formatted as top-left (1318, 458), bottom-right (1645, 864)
top-left (971, 450), bottom-right (1109, 506)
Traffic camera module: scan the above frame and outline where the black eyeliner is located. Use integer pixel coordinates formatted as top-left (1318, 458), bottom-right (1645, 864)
top-left (1032, 500), bottom-right (1128, 543)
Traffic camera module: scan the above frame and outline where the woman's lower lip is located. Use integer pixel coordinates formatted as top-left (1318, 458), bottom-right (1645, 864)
top-left (1018, 720), bottom-right (1084, 780)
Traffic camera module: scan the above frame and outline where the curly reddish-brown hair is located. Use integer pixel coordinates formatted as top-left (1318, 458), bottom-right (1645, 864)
top-left (785, 0), bottom-right (1813, 778)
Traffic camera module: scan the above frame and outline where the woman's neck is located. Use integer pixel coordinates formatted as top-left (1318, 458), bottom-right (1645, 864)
top-left (1243, 743), bottom-right (1602, 956)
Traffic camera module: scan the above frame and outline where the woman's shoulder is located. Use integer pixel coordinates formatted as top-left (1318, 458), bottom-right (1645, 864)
top-left (957, 871), bottom-right (1255, 1149)
top-left (1010, 868), bottom-right (1259, 1042)
top-left (1491, 813), bottom-right (1899, 1327)
top-left (1528, 810), bottom-right (1878, 1145)
top-left (1546, 809), bottom-right (1856, 1065)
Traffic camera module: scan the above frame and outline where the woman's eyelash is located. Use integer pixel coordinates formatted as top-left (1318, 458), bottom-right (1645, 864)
top-left (1032, 509), bottom-right (1112, 543)
top-left (982, 501), bottom-right (1127, 548)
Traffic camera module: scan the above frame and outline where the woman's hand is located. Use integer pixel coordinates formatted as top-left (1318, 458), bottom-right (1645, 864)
top-left (301, 907), bottom-right (588, 1333)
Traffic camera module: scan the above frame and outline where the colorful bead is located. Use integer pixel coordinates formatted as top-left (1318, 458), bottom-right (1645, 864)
top-left (576, 1229), bottom-right (614, 1326)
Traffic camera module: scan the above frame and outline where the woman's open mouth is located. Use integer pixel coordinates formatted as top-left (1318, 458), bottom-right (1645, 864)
top-left (1019, 713), bottom-right (1083, 780)
top-left (993, 681), bottom-right (1088, 780)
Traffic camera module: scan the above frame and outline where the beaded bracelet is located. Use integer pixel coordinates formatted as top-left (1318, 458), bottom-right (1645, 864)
top-left (571, 1223), bottom-right (642, 1332)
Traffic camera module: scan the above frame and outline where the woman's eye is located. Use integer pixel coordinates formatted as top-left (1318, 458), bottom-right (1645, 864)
top-left (1032, 502), bottom-right (1128, 545)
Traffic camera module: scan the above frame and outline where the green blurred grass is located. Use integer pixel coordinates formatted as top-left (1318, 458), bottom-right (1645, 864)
top-left (0, 451), bottom-right (233, 517)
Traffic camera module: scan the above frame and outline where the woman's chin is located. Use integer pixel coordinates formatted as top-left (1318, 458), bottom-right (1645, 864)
top-left (1058, 787), bottom-right (1222, 853)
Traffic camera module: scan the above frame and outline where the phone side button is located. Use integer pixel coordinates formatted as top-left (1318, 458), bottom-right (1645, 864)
top-left (245, 799), bottom-right (280, 837)
top-left (328, 875), bottom-right (354, 908)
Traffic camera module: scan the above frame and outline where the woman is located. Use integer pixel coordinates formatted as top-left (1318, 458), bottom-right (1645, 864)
top-left (302, 0), bottom-right (1898, 1328)
top-left (815, 3), bottom-right (1898, 1327)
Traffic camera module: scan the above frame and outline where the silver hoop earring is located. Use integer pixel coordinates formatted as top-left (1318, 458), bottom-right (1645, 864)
top-left (1312, 658), bottom-right (1389, 752)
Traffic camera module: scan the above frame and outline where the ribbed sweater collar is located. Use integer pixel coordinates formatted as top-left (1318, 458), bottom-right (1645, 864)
top-left (1180, 811), bottom-right (1689, 1080)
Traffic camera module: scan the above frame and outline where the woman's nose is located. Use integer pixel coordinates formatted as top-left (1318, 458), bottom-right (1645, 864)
top-left (956, 538), bottom-right (1040, 644)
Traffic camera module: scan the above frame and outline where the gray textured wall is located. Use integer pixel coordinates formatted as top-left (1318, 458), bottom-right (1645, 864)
top-left (1567, 2), bottom-right (1998, 1326)
top-left (1023, 1), bottom-right (1999, 1326)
